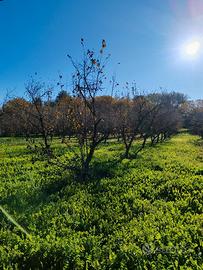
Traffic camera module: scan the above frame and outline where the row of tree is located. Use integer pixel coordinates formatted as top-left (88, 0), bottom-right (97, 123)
top-left (0, 88), bottom-right (186, 179)
top-left (183, 100), bottom-right (203, 139)
top-left (0, 40), bottom-right (202, 180)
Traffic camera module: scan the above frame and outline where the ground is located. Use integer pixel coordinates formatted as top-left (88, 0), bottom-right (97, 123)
top-left (0, 133), bottom-right (202, 269)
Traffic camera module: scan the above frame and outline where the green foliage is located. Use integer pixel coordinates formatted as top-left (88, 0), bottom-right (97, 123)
top-left (0, 134), bottom-right (202, 269)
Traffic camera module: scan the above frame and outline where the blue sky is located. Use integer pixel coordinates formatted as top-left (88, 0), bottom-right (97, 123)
top-left (0, 0), bottom-right (203, 100)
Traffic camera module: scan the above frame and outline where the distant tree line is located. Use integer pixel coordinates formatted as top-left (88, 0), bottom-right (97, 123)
top-left (182, 100), bottom-right (203, 139)
top-left (0, 40), bottom-right (201, 180)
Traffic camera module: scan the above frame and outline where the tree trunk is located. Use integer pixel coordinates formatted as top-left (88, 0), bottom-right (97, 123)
top-left (124, 139), bottom-right (133, 159)
top-left (81, 145), bottom-right (95, 181)
top-left (134, 136), bottom-right (147, 157)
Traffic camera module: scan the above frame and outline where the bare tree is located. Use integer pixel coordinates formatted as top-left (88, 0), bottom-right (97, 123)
top-left (114, 91), bottom-right (157, 159)
top-left (54, 90), bottom-right (74, 142)
top-left (25, 80), bottom-right (55, 158)
top-left (67, 39), bottom-right (110, 180)
top-left (186, 100), bottom-right (203, 139)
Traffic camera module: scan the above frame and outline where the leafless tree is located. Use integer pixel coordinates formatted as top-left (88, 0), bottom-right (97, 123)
top-left (67, 39), bottom-right (111, 180)
top-left (25, 80), bottom-right (55, 158)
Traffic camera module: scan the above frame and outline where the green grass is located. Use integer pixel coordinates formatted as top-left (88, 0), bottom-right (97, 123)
top-left (0, 133), bottom-right (202, 269)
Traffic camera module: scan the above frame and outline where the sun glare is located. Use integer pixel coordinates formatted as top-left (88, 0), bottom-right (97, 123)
top-left (184, 40), bottom-right (201, 57)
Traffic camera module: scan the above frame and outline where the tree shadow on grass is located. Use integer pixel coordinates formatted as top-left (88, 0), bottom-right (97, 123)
top-left (193, 138), bottom-right (203, 147)
top-left (88, 157), bottom-right (123, 181)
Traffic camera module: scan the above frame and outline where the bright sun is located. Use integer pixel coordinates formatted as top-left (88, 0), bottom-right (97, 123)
top-left (184, 40), bottom-right (201, 57)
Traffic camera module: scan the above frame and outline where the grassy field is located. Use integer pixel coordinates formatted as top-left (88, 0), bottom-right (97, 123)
top-left (0, 133), bottom-right (202, 269)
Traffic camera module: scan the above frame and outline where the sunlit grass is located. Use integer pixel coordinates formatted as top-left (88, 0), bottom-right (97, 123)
top-left (0, 133), bottom-right (202, 269)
